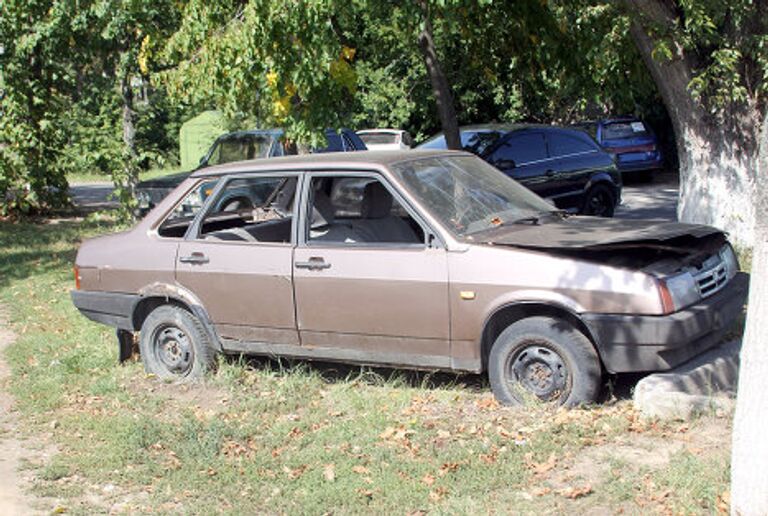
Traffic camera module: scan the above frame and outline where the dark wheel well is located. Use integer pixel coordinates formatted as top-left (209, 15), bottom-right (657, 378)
top-left (480, 303), bottom-right (600, 371)
top-left (131, 296), bottom-right (189, 331)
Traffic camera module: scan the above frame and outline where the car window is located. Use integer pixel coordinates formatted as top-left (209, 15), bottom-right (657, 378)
top-left (157, 181), bottom-right (213, 238)
top-left (463, 131), bottom-right (504, 155)
top-left (490, 133), bottom-right (547, 166)
top-left (547, 132), bottom-right (597, 158)
top-left (193, 176), bottom-right (298, 244)
top-left (602, 121), bottom-right (650, 139)
top-left (359, 133), bottom-right (399, 145)
top-left (306, 176), bottom-right (424, 245)
top-left (206, 136), bottom-right (274, 166)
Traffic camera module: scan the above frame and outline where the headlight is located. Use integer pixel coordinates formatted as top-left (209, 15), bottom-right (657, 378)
top-left (719, 244), bottom-right (739, 280)
top-left (658, 272), bottom-right (700, 314)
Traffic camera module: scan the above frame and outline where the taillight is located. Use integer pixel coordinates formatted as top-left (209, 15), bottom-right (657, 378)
top-left (657, 279), bottom-right (675, 314)
top-left (74, 266), bottom-right (81, 290)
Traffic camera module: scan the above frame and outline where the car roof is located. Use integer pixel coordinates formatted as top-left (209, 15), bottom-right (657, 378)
top-left (190, 149), bottom-right (472, 178)
top-left (356, 129), bottom-right (405, 134)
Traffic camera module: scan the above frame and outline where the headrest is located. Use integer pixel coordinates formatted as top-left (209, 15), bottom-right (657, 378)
top-left (361, 182), bottom-right (393, 219)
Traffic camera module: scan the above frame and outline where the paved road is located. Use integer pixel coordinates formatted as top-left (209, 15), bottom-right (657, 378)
top-left (614, 171), bottom-right (679, 221)
top-left (69, 182), bottom-right (117, 211)
top-left (69, 171), bottom-right (681, 221)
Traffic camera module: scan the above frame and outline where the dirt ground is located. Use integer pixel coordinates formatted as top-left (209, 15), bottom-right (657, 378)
top-left (0, 308), bottom-right (39, 514)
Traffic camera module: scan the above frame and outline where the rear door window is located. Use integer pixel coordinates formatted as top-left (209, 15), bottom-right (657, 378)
top-left (490, 133), bottom-right (547, 165)
top-left (547, 133), bottom-right (597, 159)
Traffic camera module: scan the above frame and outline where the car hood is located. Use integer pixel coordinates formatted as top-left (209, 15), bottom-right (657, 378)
top-left (473, 217), bottom-right (722, 251)
top-left (137, 171), bottom-right (192, 189)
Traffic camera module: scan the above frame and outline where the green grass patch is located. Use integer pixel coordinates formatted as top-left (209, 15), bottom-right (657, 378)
top-left (0, 217), bottom-right (732, 514)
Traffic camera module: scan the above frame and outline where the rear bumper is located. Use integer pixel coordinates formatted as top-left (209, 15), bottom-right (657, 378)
top-left (71, 290), bottom-right (138, 330)
top-left (582, 272), bottom-right (749, 373)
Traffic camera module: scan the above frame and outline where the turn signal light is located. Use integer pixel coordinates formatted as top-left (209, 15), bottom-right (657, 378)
top-left (657, 279), bottom-right (675, 314)
top-left (74, 266), bottom-right (81, 290)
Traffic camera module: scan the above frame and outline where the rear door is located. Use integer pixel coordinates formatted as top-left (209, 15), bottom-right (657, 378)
top-left (486, 132), bottom-right (555, 197)
top-left (175, 173), bottom-right (300, 346)
top-left (544, 130), bottom-right (602, 209)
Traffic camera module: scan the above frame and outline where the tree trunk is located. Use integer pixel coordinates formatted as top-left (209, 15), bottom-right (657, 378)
top-left (416, 0), bottom-right (461, 150)
top-left (120, 72), bottom-right (139, 199)
top-left (625, 0), bottom-right (757, 247)
top-left (731, 113), bottom-right (768, 516)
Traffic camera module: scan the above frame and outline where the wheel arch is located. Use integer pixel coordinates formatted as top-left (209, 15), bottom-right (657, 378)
top-left (130, 283), bottom-right (222, 351)
top-left (479, 301), bottom-right (602, 372)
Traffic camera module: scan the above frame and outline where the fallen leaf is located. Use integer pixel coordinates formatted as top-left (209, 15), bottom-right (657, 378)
top-left (531, 486), bottom-right (551, 497)
top-left (716, 490), bottom-right (730, 515)
top-left (421, 473), bottom-right (435, 486)
top-left (429, 487), bottom-right (448, 502)
top-left (323, 464), bottom-right (336, 482)
top-left (437, 429), bottom-right (451, 439)
top-left (438, 462), bottom-right (460, 476)
top-left (352, 465), bottom-right (370, 474)
top-left (556, 484), bottom-right (592, 499)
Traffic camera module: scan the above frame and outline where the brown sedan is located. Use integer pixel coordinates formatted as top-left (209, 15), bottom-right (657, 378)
top-left (72, 151), bottom-right (748, 405)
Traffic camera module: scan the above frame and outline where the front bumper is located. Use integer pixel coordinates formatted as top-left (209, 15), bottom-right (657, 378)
top-left (71, 290), bottom-right (139, 331)
top-left (582, 272), bottom-right (749, 373)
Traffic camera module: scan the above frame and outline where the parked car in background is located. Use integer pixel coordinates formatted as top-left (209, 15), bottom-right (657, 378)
top-left (135, 128), bottom-right (366, 215)
top-left (594, 117), bottom-right (663, 181)
top-left (419, 124), bottom-right (622, 217)
top-left (72, 150), bottom-right (748, 406)
top-left (356, 129), bottom-right (413, 150)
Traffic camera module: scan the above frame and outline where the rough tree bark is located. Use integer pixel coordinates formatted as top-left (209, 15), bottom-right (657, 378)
top-left (625, 0), bottom-right (758, 247)
top-left (120, 72), bottom-right (139, 200)
top-left (731, 115), bottom-right (768, 515)
top-left (416, 0), bottom-right (461, 150)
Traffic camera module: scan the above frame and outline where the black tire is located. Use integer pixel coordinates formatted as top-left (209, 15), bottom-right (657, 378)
top-left (488, 316), bottom-right (601, 407)
top-left (139, 305), bottom-right (217, 380)
top-left (581, 184), bottom-right (616, 217)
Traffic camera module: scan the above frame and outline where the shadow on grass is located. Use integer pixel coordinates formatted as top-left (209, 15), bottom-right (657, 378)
top-left (225, 353), bottom-right (490, 394)
top-left (0, 216), bottom-right (119, 290)
top-left (223, 353), bottom-right (645, 402)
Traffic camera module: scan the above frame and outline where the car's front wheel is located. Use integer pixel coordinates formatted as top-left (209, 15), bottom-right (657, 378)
top-left (139, 305), bottom-right (217, 380)
top-left (488, 316), bottom-right (601, 407)
top-left (581, 184), bottom-right (616, 217)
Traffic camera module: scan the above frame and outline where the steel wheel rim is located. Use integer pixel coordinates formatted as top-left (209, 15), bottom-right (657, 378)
top-left (152, 324), bottom-right (194, 376)
top-left (507, 343), bottom-right (569, 401)
top-left (587, 190), bottom-right (611, 216)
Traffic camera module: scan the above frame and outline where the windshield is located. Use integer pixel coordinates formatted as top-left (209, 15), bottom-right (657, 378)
top-left (417, 130), bottom-right (506, 155)
top-left (206, 135), bottom-right (275, 166)
top-left (390, 156), bottom-right (555, 237)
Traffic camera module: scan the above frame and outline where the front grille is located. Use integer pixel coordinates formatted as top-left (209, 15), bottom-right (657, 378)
top-left (694, 254), bottom-right (728, 298)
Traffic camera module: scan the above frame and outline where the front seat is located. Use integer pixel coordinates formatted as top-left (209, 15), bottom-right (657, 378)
top-left (309, 190), bottom-right (366, 243)
top-left (355, 182), bottom-right (419, 243)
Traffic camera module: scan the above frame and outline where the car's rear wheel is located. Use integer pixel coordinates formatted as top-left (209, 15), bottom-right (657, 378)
top-left (139, 305), bottom-right (217, 380)
top-left (488, 317), bottom-right (601, 407)
top-left (581, 184), bottom-right (616, 217)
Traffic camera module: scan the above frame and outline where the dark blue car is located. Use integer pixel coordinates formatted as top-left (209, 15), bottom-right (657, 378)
top-left (594, 118), bottom-right (663, 180)
top-left (418, 124), bottom-right (622, 217)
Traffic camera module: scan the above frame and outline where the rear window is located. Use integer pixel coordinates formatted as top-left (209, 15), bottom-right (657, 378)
top-left (359, 133), bottom-right (399, 145)
top-left (603, 121), bottom-right (649, 140)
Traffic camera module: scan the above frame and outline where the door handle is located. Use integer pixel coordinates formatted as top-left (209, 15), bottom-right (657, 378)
top-left (179, 252), bottom-right (209, 264)
top-left (295, 257), bottom-right (331, 270)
